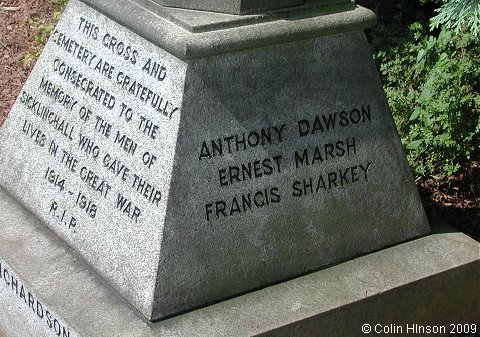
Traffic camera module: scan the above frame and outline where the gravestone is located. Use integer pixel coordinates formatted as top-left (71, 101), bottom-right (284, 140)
top-left (0, 0), bottom-right (475, 332)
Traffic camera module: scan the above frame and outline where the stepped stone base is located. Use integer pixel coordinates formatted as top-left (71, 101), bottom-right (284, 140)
top-left (0, 187), bottom-right (478, 337)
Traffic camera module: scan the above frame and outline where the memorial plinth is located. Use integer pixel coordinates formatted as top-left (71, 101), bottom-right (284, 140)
top-left (0, 0), bottom-right (446, 324)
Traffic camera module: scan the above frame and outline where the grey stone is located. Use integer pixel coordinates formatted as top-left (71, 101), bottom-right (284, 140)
top-left (0, 0), bottom-right (430, 320)
top-left (146, 0), bottom-right (355, 15)
top-left (156, 0), bottom-right (305, 15)
top-left (0, 187), bottom-right (478, 336)
top-left (81, 0), bottom-right (369, 46)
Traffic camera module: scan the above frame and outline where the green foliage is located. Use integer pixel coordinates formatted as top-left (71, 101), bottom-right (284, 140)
top-left (21, 16), bottom-right (54, 68)
top-left (49, 0), bottom-right (68, 19)
top-left (21, 48), bottom-right (41, 68)
top-left (31, 17), bottom-right (55, 44)
top-left (372, 15), bottom-right (480, 176)
top-left (21, 0), bottom-right (67, 67)
top-left (431, 0), bottom-right (480, 36)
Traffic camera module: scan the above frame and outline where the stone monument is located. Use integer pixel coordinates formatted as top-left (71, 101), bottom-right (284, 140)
top-left (0, 0), bottom-right (478, 335)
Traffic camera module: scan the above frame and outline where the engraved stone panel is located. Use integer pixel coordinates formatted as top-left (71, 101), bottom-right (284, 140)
top-left (152, 30), bottom-right (430, 318)
top-left (0, 0), bottom-right (187, 319)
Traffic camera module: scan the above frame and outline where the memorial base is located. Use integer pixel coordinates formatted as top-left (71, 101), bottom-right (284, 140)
top-left (0, 0), bottom-right (432, 320)
top-left (0, 187), bottom-right (478, 337)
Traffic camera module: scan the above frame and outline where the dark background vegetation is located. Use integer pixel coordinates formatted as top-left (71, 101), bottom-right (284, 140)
top-left (0, 0), bottom-right (479, 240)
top-left (359, 0), bottom-right (480, 241)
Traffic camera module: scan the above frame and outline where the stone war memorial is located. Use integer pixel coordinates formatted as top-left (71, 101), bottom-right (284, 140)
top-left (0, 0), bottom-right (478, 335)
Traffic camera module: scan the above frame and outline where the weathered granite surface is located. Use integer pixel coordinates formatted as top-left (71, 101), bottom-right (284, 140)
top-left (156, 0), bottom-right (305, 14)
top-left (0, 0), bottom-right (188, 319)
top-left (0, 187), bottom-right (478, 336)
top-left (151, 28), bottom-right (431, 319)
top-left (0, 0), bottom-right (429, 321)
top-left (149, 0), bottom-right (355, 15)
top-left (80, 0), bottom-right (373, 53)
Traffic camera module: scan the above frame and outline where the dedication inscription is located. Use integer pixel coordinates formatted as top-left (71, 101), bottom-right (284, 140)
top-left (0, 0), bottom-right (429, 320)
top-left (0, 1), bottom-right (187, 316)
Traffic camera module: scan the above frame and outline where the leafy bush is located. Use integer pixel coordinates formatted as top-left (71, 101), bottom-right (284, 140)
top-left (371, 4), bottom-right (480, 176)
top-left (430, 0), bottom-right (480, 36)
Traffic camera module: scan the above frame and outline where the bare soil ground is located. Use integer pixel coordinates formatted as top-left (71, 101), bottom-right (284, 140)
top-left (0, 0), bottom-right (56, 126)
top-left (418, 159), bottom-right (480, 241)
top-left (0, 1), bottom-right (479, 242)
